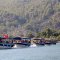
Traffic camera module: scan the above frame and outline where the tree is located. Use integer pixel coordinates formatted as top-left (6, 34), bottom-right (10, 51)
top-left (42, 32), bottom-right (47, 38)
top-left (36, 32), bottom-right (41, 38)
top-left (57, 35), bottom-right (60, 40)
top-left (26, 32), bottom-right (34, 38)
top-left (43, 28), bottom-right (54, 38)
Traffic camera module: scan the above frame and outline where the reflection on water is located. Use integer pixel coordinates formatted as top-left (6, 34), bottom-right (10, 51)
top-left (0, 43), bottom-right (60, 60)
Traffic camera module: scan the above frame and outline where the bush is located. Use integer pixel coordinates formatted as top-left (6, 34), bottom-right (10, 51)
top-left (57, 35), bottom-right (60, 40)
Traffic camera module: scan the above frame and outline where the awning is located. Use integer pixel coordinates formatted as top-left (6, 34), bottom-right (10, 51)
top-left (13, 37), bottom-right (21, 40)
top-left (22, 38), bottom-right (31, 40)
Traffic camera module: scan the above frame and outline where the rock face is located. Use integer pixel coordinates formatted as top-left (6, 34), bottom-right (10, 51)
top-left (0, 0), bottom-right (60, 34)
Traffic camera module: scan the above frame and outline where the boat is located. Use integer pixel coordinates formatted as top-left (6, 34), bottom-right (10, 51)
top-left (33, 38), bottom-right (45, 45)
top-left (45, 42), bottom-right (51, 45)
top-left (50, 40), bottom-right (57, 44)
top-left (0, 37), bottom-right (14, 49)
top-left (14, 43), bottom-right (30, 48)
top-left (0, 37), bottom-right (31, 49)
top-left (0, 43), bottom-right (14, 49)
top-left (45, 39), bottom-right (57, 45)
top-left (12, 37), bottom-right (31, 48)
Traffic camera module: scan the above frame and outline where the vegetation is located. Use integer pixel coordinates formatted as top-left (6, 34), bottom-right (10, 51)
top-left (26, 31), bottom-right (35, 38)
top-left (57, 35), bottom-right (60, 40)
top-left (36, 28), bottom-right (60, 39)
top-left (0, 0), bottom-right (60, 37)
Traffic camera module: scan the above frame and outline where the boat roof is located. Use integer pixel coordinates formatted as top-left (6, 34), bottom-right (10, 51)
top-left (0, 37), bottom-right (6, 39)
top-left (22, 38), bottom-right (31, 40)
top-left (0, 37), bottom-right (31, 40)
top-left (33, 38), bottom-right (45, 40)
top-left (12, 37), bottom-right (21, 40)
top-left (0, 37), bottom-right (21, 40)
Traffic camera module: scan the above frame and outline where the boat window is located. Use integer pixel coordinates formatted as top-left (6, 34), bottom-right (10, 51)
top-left (8, 45), bottom-right (10, 47)
top-left (0, 44), bottom-right (3, 46)
top-left (4, 44), bottom-right (7, 46)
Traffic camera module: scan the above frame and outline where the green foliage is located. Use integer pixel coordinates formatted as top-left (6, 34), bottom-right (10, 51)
top-left (45, 28), bottom-right (53, 38)
top-left (26, 32), bottom-right (34, 38)
top-left (36, 28), bottom-right (60, 39)
top-left (36, 32), bottom-right (41, 38)
top-left (42, 32), bottom-right (47, 38)
top-left (57, 35), bottom-right (60, 40)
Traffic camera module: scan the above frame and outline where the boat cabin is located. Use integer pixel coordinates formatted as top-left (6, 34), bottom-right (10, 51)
top-left (32, 38), bottom-right (45, 45)
top-left (12, 37), bottom-right (21, 43)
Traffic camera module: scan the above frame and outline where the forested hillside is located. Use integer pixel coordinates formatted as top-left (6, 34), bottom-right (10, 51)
top-left (0, 0), bottom-right (60, 36)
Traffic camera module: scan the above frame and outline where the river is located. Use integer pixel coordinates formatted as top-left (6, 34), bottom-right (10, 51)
top-left (0, 43), bottom-right (60, 60)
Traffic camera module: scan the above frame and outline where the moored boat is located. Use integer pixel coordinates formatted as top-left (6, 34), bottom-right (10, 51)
top-left (0, 43), bottom-right (14, 49)
top-left (33, 38), bottom-right (45, 45)
top-left (12, 37), bottom-right (31, 48)
top-left (0, 36), bottom-right (15, 49)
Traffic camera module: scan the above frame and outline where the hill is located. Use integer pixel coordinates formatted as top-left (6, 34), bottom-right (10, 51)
top-left (0, 0), bottom-right (60, 36)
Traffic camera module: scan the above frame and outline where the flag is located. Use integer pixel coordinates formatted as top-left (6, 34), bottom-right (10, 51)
top-left (3, 34), bottom-right (9, 39)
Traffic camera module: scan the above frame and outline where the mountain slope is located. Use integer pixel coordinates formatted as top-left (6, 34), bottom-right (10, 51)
top-left (0, 0), bottom-right (60, 35)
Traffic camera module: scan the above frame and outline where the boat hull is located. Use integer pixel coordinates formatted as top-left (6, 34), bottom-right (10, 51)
top-left (0, 43), bottom-right (14, 49)
top-left (14, 43), bottom-right (30, 48)
top-left (0, 46), bottom-right (12, 49)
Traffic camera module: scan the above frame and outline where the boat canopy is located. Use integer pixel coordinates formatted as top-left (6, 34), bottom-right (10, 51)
top-left (0, 36), bottom-right (31, 40)
top-left (22, 38), bottom-right (31, 40)
top-left (33, 38), bottom-right (45, 40)
top-left (0, 37), bottom-right (6, 39)
top-left (13, 37), bottom-right (21, 40)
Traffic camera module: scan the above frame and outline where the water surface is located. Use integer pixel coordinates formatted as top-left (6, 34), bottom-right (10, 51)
top-left (0, 43), bottom-right (60, 60)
